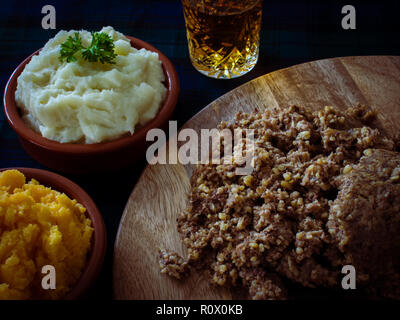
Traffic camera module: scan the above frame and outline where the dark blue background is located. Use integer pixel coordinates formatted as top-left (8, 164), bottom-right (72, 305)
top-left (0, 0), bottom-right (399, 299)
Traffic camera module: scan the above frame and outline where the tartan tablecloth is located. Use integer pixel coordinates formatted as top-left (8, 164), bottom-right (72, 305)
top-left (0, 0), bottom-right (399, 299)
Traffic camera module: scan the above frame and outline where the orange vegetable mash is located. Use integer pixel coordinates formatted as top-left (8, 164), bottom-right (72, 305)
top-left (0, 170), bottom-right (93, 299)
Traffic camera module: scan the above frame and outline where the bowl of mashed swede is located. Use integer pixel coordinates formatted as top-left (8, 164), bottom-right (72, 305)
top-left (0, 168), bottom-right (106, 300)
top-left (3, 26), bottom-right (179, 173)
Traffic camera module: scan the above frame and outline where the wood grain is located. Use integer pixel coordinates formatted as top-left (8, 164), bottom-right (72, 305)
top-left (113, 56), bottom-right (400, 299)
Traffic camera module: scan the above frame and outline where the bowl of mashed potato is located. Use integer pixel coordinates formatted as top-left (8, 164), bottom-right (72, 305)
top-left (0, 168), bottom-right (106, 300)
top-left (3, 27), bottom-right (179, 173)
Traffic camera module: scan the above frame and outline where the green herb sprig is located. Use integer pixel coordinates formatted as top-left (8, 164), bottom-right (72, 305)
top-left (59, 31), bottom-right (117, 64)
top-left (59, 32), bottom-right (83, 63)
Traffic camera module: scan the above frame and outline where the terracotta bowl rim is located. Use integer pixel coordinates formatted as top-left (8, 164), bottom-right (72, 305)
top-left (3, 35), bottom-right (179, 154)
top-left (0, 167), bottom-right (106, 300)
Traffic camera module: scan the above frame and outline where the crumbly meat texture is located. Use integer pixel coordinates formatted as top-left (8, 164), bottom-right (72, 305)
top-left (159, 104), bottom-right (399, 299)
top-left (328, 148), bottom-right (400, 298)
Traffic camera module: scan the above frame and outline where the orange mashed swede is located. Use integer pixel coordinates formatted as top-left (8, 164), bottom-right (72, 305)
top-left (0, 170), bottom-right (93, 299)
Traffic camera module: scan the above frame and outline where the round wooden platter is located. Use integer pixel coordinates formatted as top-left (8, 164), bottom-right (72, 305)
top-left (113, 56), bottom-right (400, 299)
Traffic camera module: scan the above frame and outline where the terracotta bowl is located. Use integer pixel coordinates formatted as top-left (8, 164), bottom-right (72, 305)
top-left (0, 167), bottom-right (106, 300)
top-left (3, 36), bottom-right (179, 174)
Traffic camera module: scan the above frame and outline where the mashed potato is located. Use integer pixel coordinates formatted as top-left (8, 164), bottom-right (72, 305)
top-left (15, 26), bottom-right (167, 143)
top-left (0, 170), bottom-right (93, 299)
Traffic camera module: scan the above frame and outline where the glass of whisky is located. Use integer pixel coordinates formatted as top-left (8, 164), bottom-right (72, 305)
top-left (182, 0), bottom-right (262, 79)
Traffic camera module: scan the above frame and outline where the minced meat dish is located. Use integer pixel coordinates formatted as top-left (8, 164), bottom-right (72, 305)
top-left (328, 148), bottom-right (400, 299)
top-left (159, 104), bottom-right (400, 299)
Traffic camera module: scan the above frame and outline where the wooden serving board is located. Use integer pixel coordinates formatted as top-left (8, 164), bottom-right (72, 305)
top-left (113, 56), bottom-right (400, 299)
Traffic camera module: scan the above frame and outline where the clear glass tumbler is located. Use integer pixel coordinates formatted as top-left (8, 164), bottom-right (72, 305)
top-left (182, 0), bottom-right (263, 79)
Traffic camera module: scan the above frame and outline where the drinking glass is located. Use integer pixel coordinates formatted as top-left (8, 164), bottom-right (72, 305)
top-left (182, 0), bottom-right (263, 79)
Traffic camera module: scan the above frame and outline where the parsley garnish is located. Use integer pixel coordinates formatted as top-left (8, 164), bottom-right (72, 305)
top-left (59, 31), bottom-right (117, 64)
top-left (59, 32), bottom-right (83, 63)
